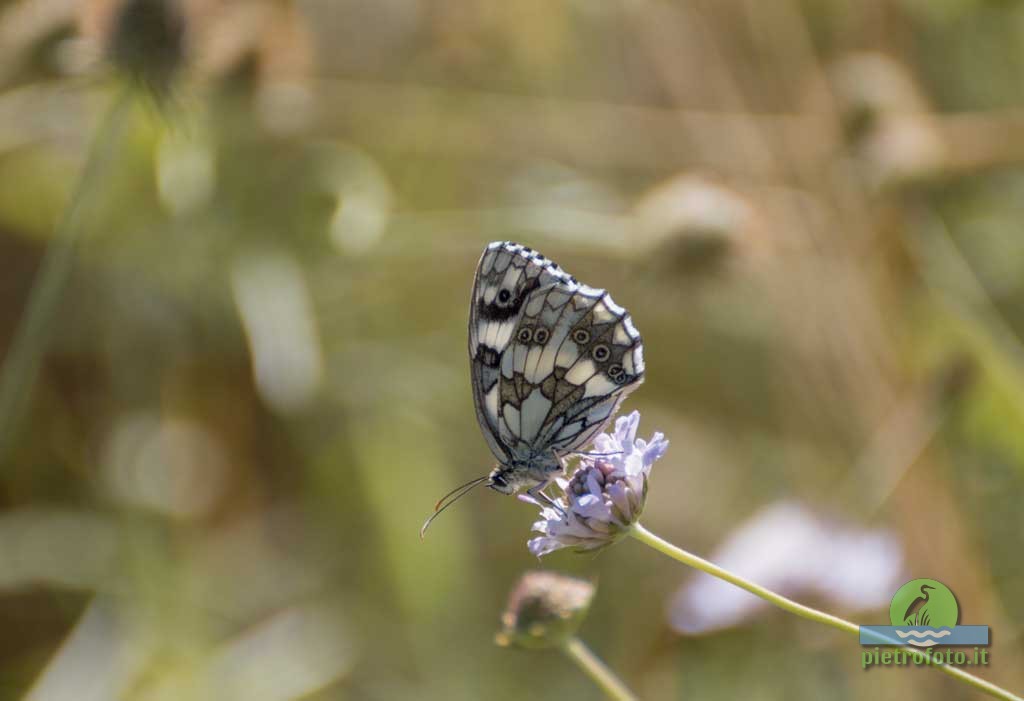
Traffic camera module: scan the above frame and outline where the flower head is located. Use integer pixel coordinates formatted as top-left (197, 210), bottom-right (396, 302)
top-left (668, 501), bottom-right (903, 634)
top-left (495, 571), bottom-right (595, 649)
top-left (102, 0), bottom-right (187, 96)
top-left (523, 411), bottom-right (669, 557)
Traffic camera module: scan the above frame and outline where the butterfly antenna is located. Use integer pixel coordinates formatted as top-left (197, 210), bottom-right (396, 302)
top-left (420, 475), bottom-right (489, 538)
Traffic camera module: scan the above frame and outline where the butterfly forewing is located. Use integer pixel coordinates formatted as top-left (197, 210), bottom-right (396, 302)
top-left (470, 243), bottom-right (573, 461)
top-left (469, 242), bottom-right (644, 482)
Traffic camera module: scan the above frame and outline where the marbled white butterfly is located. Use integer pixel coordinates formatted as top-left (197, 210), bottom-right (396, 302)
top-left (423, 242), bottom-right (644, 535)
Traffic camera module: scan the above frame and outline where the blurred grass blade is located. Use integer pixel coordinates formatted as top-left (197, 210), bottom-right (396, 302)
top-left (0, 88), bottom-right (134, 463)
top-left (23, 596), bottom-right (154, 701)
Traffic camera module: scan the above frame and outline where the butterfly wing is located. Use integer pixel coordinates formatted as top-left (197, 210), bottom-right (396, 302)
top-left (498, 282), bottom-right (644, 460)
top-left (469, 242), bottom-right (576, 464)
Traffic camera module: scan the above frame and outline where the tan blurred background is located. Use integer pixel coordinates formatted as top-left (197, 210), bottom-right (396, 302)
top-left (1, 0), bottom-right (1023, 699)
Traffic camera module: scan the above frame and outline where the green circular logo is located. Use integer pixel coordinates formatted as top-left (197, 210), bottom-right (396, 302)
top-left (889, 579), bottom-right (959, 628)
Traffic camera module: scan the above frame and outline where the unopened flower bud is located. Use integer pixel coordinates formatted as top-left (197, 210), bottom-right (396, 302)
top-left (495, 571), bottom-right (595, 650)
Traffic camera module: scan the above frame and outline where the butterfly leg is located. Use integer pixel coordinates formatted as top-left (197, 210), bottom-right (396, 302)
top-left (526, 481), bottom-right (567, 520)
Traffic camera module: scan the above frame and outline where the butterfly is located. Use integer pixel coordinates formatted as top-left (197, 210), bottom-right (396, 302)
top-left (422, 241), bottom-right (644, 535)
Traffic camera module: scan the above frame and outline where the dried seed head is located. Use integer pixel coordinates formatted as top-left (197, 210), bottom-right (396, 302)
top-left (495, 571), bottom-right (595, 649)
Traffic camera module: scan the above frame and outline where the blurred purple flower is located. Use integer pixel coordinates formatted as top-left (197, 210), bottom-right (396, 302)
top-left (522, 411), bottom-right (669, 557)
top-left (668, 501), bottom-right (903, 635)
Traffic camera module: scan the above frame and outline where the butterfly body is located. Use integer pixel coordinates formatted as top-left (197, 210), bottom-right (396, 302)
top-left (470, 241), bottom-right (645, 497)
top-left (487, 458), bottom-right (558, 495)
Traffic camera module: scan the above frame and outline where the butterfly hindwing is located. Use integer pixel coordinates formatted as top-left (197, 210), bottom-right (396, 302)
top-left (497, 283), bottom-right (644, 459)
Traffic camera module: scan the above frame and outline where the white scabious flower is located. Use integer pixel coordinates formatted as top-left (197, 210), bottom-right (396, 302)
top-left (522, 411), bottom-right (669, 557)
top-left (668, 501), bottom-right (903, 634)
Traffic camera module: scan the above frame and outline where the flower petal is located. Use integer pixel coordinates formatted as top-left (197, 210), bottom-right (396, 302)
top-left (623, 453), bottom-right (645, 477)
top-left (528, 537), bottom-right (569, 557)
top-left (643, 435), bottom-right (669, 466)
top-left (606, 481), bottom-right (634, 522)
top-left (614, 411), bottom-right (640, 446)
top-left (593, 434), bottom-right (615, 454)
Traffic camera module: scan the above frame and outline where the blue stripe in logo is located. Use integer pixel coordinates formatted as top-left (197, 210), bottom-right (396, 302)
top-left (860, 626), bottom-right (989, 646)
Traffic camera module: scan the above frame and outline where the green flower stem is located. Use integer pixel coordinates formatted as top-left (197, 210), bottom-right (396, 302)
top-left (561, 636), bottom-right (638, 701)
top-left (0, 87), bottom-right (134, 462)
top-left (629, 522), bottom-right (1023, 701)
top-left (630, 522), bottom-right (858, 633)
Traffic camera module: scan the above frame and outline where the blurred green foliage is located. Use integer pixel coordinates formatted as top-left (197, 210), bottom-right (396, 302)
top-left (1, 0), bottom-right (1024, 699)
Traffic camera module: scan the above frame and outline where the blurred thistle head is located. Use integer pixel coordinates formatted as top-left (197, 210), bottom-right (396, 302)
top-left (825, 53), bottom-right (947, 191)
top-left (495, 571), bottom-right (595, 649)
top-left (112, 0), bottom-right (185, 94)
top-left (827, 53), bottom-right (930, 143)
top-left (523, 411), bottom-right (669, 557)
top-left (82, 0), bottom-right (186, 96)
top-left (856, 113), bottom-right (947, 192)
top-left (633, 175), bottom-right (768, 275)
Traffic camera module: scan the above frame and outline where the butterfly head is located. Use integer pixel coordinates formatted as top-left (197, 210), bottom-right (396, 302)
top-left (487, 461), bottom-right (550, 495)
top-left (487, 465), bottom-right (517, 495)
